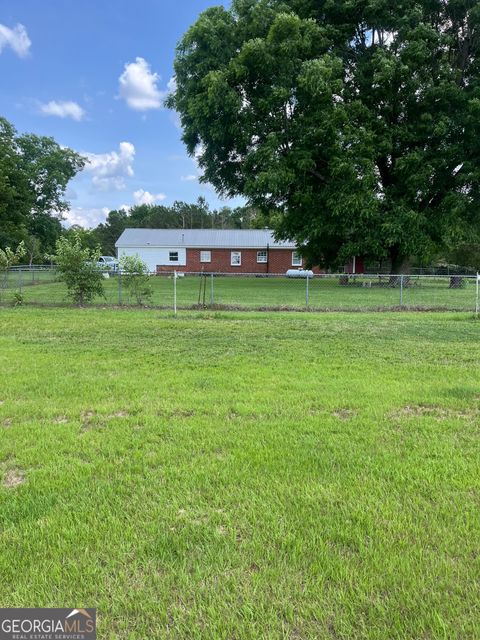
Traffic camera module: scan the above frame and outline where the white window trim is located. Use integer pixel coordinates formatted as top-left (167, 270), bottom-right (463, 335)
top-left (257, 251), bottom-right (268, 263)
top-left (200, 250), bottom-right (211, 263)
top-left (292, 251), bottom-right (302, 267)
top-left (231, 251), bottom-right (242, 266)
top-left (169, 251), bottom-right (179, 263)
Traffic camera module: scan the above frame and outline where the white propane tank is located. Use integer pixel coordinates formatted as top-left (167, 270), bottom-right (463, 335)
top-left (286, 269), bottom-right (314, 278)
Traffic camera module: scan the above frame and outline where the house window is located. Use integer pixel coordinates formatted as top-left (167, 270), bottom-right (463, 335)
top-left (257, 251), bottom-right (268, 263)
top-left (292, 251), bottom-right (302, 267)
top-left (169, 251), bottom-right (179, 262)
top-left (231, 251), bottom-right (242, 266)
top-left (200, 251), bottom-right (211, 263)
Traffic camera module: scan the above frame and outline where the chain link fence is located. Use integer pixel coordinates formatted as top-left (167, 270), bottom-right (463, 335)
top-left (1, 267), bottom-right (479, 313)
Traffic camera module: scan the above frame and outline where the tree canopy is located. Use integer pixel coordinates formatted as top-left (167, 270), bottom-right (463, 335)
top-left (0, 117), bottom-right (85, 255)
top-left (169, 0), bottom-right (480, 270)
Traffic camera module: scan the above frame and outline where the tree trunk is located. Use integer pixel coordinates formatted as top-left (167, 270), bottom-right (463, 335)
top-left (449, 276), bottom-right (464, 289)
top-left (389, 245), bottom-right (411, 274)
top-left (388, 246), bottom-right (411, 287)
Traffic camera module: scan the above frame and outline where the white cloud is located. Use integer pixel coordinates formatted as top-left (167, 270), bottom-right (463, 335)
top-left (118, 57), bottom-right (165, 111)
top-left (63, 207), bottom-right (110, 228)
top-left (0, 23), bottom-right (31, 58)
top-left (83, 142), bottom-right (135, 191)
top-left (40, 100), bottom-right (85, 121)
top-left (181, 174), bottom-right (197, 182)
top-left (167, 76), bottom-right (177, 94)
top-left (133, 189), bottom-right (166, 205)
top-left (194, 143), bottom-right (205, 169)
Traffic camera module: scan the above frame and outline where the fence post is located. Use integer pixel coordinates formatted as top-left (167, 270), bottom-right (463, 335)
top-left (476, 273), bottom-right (479, 317)
top-left (210, 273), bottom-right (214, 306)
top-left (400, 275), bottom-right (404, 307)
top-left (306, 274), bottom-right (310, 307)
top-left (18, 268), bottom-right (23, 294)
top-left (173, 270), bottom-right (177, 316)
top-left (118, 270), bottom-right (122, 305)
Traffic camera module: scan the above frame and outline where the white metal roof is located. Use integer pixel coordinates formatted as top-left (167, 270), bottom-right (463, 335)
top-left (115, 228), bottom-right (296, 249)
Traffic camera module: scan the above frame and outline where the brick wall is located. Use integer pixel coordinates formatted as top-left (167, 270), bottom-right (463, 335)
top-left (155, 248), bottom-right (323, 274)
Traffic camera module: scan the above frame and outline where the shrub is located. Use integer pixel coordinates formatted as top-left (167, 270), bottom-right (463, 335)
top-left (0, 242), bottom-right (25, 302)
top-left (52, 234), bottom-right (104, 305)
top-left (0, 241), bottom-right (25, 271)
top-left (119, 255), bottom-right (152, 305)
top-left (12, 291), bottom-right (24, 306)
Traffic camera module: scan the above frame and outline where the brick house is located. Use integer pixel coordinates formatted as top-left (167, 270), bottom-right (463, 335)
top-left (115, 228), bottom-right (364, 274)
top-left (116, 229), bottom-right (316, 274)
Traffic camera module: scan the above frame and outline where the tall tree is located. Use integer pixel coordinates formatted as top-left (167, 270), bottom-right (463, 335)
top-left (0, 116), bottom-right (85, 254)
top-left (91, 210), bottom-right (129, 255)
top-left (169, 0), bottom-right (480, 270)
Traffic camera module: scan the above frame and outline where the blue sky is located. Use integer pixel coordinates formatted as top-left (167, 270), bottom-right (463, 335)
top-left (0, 0), bottom-right (242, 227)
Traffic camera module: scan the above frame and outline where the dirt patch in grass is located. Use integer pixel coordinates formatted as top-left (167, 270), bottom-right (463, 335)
top-left (54, 416), bottom-right (69, 424)
top-left (395, 405), bottom-right (447, 418)
top-left (80, 410), bottom-right (132, 430)
top-left (107, 411), bottom-right (129, 419)
top-left (2, 419), bottom-right (12, 428)
top-left (391, 405), bottom-right (480, 420)
top-left (3, 469), bottom-right (25, 488)
top-left (332, 409), bottom-right (357, 420)
top-left (163, 409), bottom-right (196, 418)
top-left (80, 410), bottom-right (99, 431)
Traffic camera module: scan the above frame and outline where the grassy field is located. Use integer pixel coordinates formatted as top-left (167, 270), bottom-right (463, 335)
top-left (1, 271), bottom-right (478, 311)
top-left (0, 308), bottom-right (479, 638)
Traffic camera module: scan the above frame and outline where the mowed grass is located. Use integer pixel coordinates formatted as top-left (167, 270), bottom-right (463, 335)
top-left (1, 273), bottom-right (478, 310)
top-left (0, 308), bottom-right (479, 639)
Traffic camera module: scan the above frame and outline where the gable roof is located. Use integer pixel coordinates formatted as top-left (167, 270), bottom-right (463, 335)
top-left (115, 228), bottom-right (297, 249)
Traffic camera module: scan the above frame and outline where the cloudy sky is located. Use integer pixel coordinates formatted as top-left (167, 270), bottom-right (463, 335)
top-left (0, 0), bottom-right (242, 227)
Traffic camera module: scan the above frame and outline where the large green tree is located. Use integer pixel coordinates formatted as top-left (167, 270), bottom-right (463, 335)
top-left (169, 0), bottom-right (480, 270)
top-left (0, 117), bottom-right (85, 255)
top-left (91, 210), bottom-right (129, 255)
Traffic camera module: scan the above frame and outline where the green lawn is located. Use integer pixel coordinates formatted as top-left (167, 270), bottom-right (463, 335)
top-left (0, 308), bottom-right (479, 638)
top-left (1, 272), bottom-right (478, 311)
